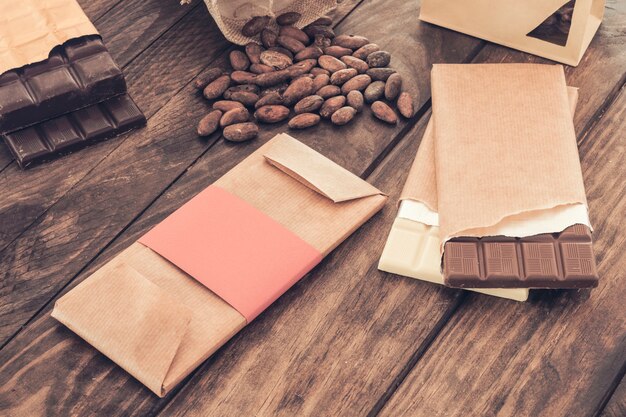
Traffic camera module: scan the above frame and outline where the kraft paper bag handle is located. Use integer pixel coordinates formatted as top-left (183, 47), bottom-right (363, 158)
top-left (263, 133), bottom-right (384, 203)
top-left (419, 0), bottom-right (605, 66)
top-left (51, 263), bottom-right (192, 397)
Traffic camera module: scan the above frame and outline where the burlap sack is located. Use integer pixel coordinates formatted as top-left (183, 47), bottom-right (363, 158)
top-left (181, 0), bottom-right (337, 45)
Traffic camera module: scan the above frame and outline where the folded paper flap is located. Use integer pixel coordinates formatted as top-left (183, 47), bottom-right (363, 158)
top-left (263, 134), bottom-right (384, 203)
top-left (52, 263), bottom-right (192, 397)
top-left (0, 0), bottom-right (98, 74)
top-left (432, 64), bottom-right (588, 242)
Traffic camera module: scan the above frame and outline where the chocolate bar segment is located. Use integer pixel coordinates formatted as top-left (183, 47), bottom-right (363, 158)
top-left (0, 35), bottom-right (126, 134)
top-left (443, 224), bottom-right (598, 288)
top-left (3, 94), bottom-right (146, 169)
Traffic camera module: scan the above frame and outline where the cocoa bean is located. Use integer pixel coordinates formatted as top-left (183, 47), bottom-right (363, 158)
top-left (397, 91), bottom-right (414, 118)
top-left (294, 46), bottom-right (323, 61)
top-left (341, 74), bottom-right (371, 94)
top-left (293, 73), bottom-right (314, 81)
top-left (346, 90), bottom-right (364, 112)
top-left (288, 113), bottom-right (320, 129)
top-left (255, 70), bottom-right (290, 87)
top-left (283, 76), bottom-right (315, 105)
top-left (384, 73), bottom-right (402, 101)
top-left (223, 122), bottom-right (259, 142)
top-left (261, 29), bottom-right (278, 48)
top-left (229, 91), bottom-right (259, 107)
top-left (254, 105), bottom-right (290, 123)
top-left (366, 50), bottom-right (391, 68)
top-left (318, 55), bottom-right (347, 73)
top-left (310, 67), bottom-right (330, 76)
top-left (323, 45), bottom-right (352, 58)
top-left (366, 67), bottom-right (396, 81)
top-left (220, 107), bottom-right (249, 127)
top-left (245, 42), bottom-right (263, 64)
top-left (224, 84), bottom-right (260, 99)
top-left (279, 26), bottom-right (309, 44)
top-left (294, 95), bottom-right (324, 114)
top-left (312, 74), bottom-right (330, 91)
top-left (353, 43), bottom-right (380, 60)
top-left (310, 16), bottom-right (332, 26)
top-left (213, 100), bottom-right (245, 112)
top-left (268, 46), bottom-right (293, 59)
top-left (242, 16), bottom-right (270, 37)
top-left (364, 81), bottom-right (385, 103)
top-left (330, 68), bottom-right (358, 85)
top-left (277, 35), bottom-right (306, 54)
top-left (304, 25), bottom-right (335, 39)
top-left (276, 11), bottom-right (301, 26)
top-left (331, 106), bottom-right (357, 125)
top-left (260, 83), bottom-right (289, 96)
top-left (371, 101), bottom-right (397, 124)
top-left (317, 84), bottom-right (341, 99)
top-left (333, 34), bottom-right (369, 49)
top-left (340, 55), bottom-right (368, 73)
top-left (229, 50), bottom-right (250, 71)
top-left (194, 68), bottom-right (225, 90)
top-left (314, 35), bottom-right (333, 48)
top-left (260, 50), bottom-right (293, 70)
top-left (286, 59), bottom-right (317, 77)
top-left (319, 95), bottom-right (346, 118)
top-left (255, 91), bottom-right (284, 108)
top-left (203, 74), bottom-right (231, 100)
top-left (230, 71), bottom-right (257, 84)
top-left (197, 110), bottom-right (222, 136)
top-left (250, 63), bottom-right (274, 74)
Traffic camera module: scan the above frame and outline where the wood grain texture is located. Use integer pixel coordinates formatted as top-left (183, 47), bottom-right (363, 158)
top-left (0, 6), bottom-right (226, 258)
top-left (600, 375), bottom-right (626, 417)
top-left (378, 86), bottom-right (626, 417)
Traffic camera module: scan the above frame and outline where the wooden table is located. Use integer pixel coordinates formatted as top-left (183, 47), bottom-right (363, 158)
top-left (0, 1), bottom-right (624, 416)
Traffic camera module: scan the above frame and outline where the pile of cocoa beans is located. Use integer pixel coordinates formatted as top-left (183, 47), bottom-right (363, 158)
top-left (196, 12), bottom-right (414, 143)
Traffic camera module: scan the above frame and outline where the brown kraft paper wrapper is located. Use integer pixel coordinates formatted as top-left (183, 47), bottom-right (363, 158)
top-left (52, 133), bottom-right (387, 397)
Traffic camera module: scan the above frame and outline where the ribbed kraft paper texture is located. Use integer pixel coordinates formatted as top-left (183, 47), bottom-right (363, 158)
top-left (400, 86), bottom-right (579, 214)
top-left (52, 133), bottom-right (386, 397)
top-left (431, 64), bottom-right (587, 243)
top-left (197, 0), bottom-right (337, 45)
top-left (0, 0), bottom-right (98, 74)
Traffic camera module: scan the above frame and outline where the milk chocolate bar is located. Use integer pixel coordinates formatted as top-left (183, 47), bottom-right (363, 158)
top-left (3, 94), bottom-right (146, 169)
top-left (0, 35), bottom-right (126, 134)
top-left (443, 224), bottom-right (598, 288)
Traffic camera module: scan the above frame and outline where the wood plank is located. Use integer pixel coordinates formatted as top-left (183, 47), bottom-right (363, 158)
top-left (0, 0), bottom-right (200, 171)
top-left (378, 85), bottom-right (626, 417)
top-left (601, 375), bottom-right (626, 417)
top-left (0, 5), bottom-right (225, 254)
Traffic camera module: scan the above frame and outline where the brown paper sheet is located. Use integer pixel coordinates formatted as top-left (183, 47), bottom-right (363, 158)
top-left (431, 64), bottom-right (588, 244)
top-left (0, 0), bottom-right (97, 74)
top-left (52, 133), bottom-right (386, 396)
top-left (400, 86), bottom-right (579, 212)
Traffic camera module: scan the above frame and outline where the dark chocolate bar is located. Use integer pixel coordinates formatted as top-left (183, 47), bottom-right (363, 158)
top-left (3, 94), bottom-right (146, 169)
top-left (0, 35), bottom-right (126, 134)
top-left (443, 224), bottom-right (598, 289)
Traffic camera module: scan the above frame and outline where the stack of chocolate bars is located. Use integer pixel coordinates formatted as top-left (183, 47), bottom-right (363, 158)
top-left (379, 63), bottom-right (598, 301)
top-left (0, 0), bottom-right (146, 169)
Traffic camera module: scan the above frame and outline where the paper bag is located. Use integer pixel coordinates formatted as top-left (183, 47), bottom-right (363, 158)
top-left (0, 0), bottom-right (98, 74)
top-left (183, 0), bottom-right (337, 45)
top-left (52, 133), bottom-right (387, 397)
top-left (420, 0), bottom-right (604, 66)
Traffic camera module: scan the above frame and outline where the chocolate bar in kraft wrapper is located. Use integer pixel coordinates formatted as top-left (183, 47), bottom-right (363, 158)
top-left (431, 64), bottom-right (597, 289)
top-left (379, 83), bottom-right (579, 301)
top-left (52, 133), bottom-right (387, 397)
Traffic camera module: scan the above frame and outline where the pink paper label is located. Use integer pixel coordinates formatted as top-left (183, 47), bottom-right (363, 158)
top-left (139, 185), bottom-right (322, 322)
